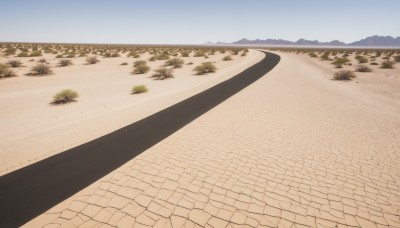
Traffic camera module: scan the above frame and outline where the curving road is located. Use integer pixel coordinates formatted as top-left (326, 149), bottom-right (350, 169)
top-left (0, 51), bottom-right (280, 227)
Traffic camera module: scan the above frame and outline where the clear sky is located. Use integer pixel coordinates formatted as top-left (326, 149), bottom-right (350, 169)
top-left (1, 0), bottom-right (399, 44)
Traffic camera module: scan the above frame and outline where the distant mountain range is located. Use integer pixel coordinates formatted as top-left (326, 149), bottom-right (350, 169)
top-left (207, 36), bottom-right (400, 47)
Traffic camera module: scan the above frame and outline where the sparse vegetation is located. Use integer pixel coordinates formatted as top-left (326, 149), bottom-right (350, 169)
top-left (308, 52), bottom-right (318, 58)
top-left (193, 62), bottom-right (217, 75)
top-left (86, 56), bottom-right (100, 64)
top-left (131, 85), bottom-right (148, 94)
top-left (38, 58), bottom-right (47, 63)
top-left (18, 52), bottom-right (29, 57)
top-left (165, 58), bottom-right (184, 68)
top-left (355, 55), bottom-right (368, 63)
top-left (52, 89), bottom-right (78, 104)
top-left (381, 61), bottom-right (395, 69)
top-left (152, 67), bottom-right (174, 80)
top-left (333, 70), bottom-right (356, 81)
top-left (7, 60), bottom-right (22, 68)
top-left (223, 55), bottom-right (233, 61)
top-left (356, 65), bottom-right (372, 72)
top-left (29, 51), bottom-right (42, 57)
top-left (120, 62), bottom-right (128, 65)
top-left (133, 60), bottom-right (147, 67)
top-left (332, 58), bottom-right (350, 68)
top-left (394, 56), bottom-right (400, 62)
top-left (30, 64), bottom-right (53, 75)
top-left (58, 59), bottom-right (73, 67)
top-left (133, 65), bottom-right (150, 74)
top-left (0, 64), bottom-right (17, 78)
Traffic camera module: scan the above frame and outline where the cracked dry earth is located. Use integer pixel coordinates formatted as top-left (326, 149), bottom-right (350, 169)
top-left (27, 52), bottom-right (400, 228)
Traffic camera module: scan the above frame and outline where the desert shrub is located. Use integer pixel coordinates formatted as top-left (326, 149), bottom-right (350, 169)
top-left (29, 51), bottom-right (42, 57)
top-left (133, 60), bottom-right (147, 67)
top-left (128, 52), bottom-right (140, 58)
top-left (86, 56), bottom-right (100, 64)
top-left (18, 52), bottom-right (29, 57)
top-left (194, 52), bottom-right (205, 57)
top-left (131, 85), bottom-right (148, 94)
top-left (320, 52), bottom-right (331, 61)
top-left (165, 58), bottom-right (184, 68)
top-left (231, 50), bottom-right (239, 55)
top-left (149, 56), bottom-right (156, 61)
top-left (193, 62), bottom-right (217, 75)
top-left (381, 61), bottom-right (395, 69)
top-left (181, 52), bottom-right (190, 57)
top-left (132, 65), bottom-right (150, 74)
top-left (223, 55), bottom-right (233, 61)
top-left (31, 63), bottom-right (53, 75)
top-left (308, 52), bottom-right (318, 58)
top-left (111, 52), bottom-right (120, 57)
top-left (52, 89), bottom-right (78, 104)
top-left (4, 47), bottom-right (16, 55)
top-left (152, 67), bottom-right (174, 80)
top-left (332, 58), bottom-right (350, 68)
top-left (333, 70), bottom-right (356, 81)
top-left (66, 53), bottom-right (75, 58)
top-left (394, 56), bottom-right (400, 62)
top-left (120, 62), bottom-right (128, 65)
top-left (38, 58), bottom-right (47, 63)
top-left (58, 59), bottom-right (73, 67)
top-left (241, 51), bottom-right (247, 56)
top-left (356, 65), bottom-right (372, 72)
top-left (7, 60), bottom-right (22, 68)
top-left (370, 62), bottom-right (379, 65)
top-left (56, 54), bottom-right (64, 58)
top-left (156, 53), bottom-right (170, 60)
top-left (187, 62), bottom-right (193, 65)
top-left (0, 64), bottom-right (17, 78)
top-left (355, 55), bottom-right (368, 63)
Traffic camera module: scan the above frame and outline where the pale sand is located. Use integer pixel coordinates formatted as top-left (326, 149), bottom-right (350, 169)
top-left (26, 51), bottom-right (400, 227)
top-left (0, 50), bottom-right (263, 175)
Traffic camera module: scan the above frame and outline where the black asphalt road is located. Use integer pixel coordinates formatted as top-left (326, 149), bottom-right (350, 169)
top-left (0, 51), bottom-right (280, 227)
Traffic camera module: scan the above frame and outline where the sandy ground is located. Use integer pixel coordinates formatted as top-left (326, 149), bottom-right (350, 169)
top-left (26, 51), bottom-right (400, 227)
top-left (0, 50), bottom-right (263, 175)
top-left (300, 52), bottom-right (400, 113)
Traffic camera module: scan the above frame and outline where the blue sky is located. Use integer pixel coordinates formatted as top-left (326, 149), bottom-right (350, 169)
top-left (1, 0), bottom-right (399, 44)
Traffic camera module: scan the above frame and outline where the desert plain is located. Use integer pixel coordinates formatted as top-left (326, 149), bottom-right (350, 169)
top-left (1, 44), bottom-right (400, 227)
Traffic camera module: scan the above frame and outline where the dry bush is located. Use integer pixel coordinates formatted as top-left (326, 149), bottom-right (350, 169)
top-left (18, 52), bottom-right (29, 57)
top-left (165, 58), bottom-right (184, 68)
top-left (332, 58), bottom-right (350, 68)
top-left (30, 63), bottom-right (53, 75)
top-left (381, 61), bottom-right (395, 69)
top-left (132, 65), bottom-right (150, 74)
top-left (223, 55), bottom-right (233, 61)
top-left (58, 59), bottom-right (73, 67)
top-left (356, 65), bottom-right (372, 72)
top-left (193, 62), bottom-right (217, 75)
top-left (7, 60), bottom-right (22, 68)
top-left (0, 64), bottom-right (17, 78)
top-left (29, 51), bottom-right (42, 57)
top-left (131, 85), bottom-right (148, 94)
top-left (38, 58), bottom-right (47, 63)
top-left (394, 56), bottom-right (400, 62)
top-left (133, 60), bottom-right (147, 67)
top-left (333, 70), bottom-right (356, 81)
top-left (152, 67), bottom-right (174, 80)
top-left (370, 62), bottom-right (379, 65)
top-left (86, 56), bottom-right (100, 64)
top-left (52, 89), bottom-right (78, 104)
top-left (355, 55), bottom-right (368, 63)
top-left (120, 62), bottom-right (128, 65)
top-left (308, 52), bottom-right (318, 58)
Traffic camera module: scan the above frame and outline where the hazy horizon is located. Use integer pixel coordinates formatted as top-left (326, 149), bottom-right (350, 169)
top-left (1, 0), bottom-right (399, 44)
